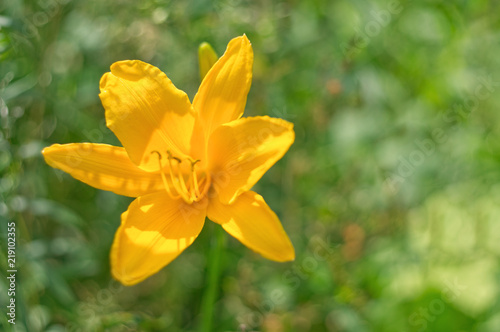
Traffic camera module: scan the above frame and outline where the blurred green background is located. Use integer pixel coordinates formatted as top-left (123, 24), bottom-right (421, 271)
top-left (1, 0), bottom-right (500, 331)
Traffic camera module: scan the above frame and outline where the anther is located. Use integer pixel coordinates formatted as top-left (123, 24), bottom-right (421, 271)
top-left (167, 150), bottom-right (182, 163)
top-left (151, 150), bottom-right (162, 159)
top-left (190, 159), bottom-right (201, 169)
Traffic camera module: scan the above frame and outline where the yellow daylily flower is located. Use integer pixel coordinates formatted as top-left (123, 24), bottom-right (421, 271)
top-left (42, 35), bottom-right (295, 286)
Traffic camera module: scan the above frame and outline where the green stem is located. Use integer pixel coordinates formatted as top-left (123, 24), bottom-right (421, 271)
top-left (199, 223), bottom-right (225, 332)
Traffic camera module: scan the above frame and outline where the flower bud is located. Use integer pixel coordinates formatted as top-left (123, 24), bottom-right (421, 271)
top-left (198, 42), bottom-right (218, 80)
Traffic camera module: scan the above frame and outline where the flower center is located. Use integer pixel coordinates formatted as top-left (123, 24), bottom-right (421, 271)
top-left (151, 150), bottom-right (210, 204)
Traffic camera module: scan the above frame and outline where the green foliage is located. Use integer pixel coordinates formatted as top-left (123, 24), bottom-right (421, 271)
top-left (1, 0), bottom-right (500, 331)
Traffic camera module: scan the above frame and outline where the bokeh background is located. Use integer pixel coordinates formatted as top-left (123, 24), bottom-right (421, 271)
top-left (2, 0), bottom-right (500, 331)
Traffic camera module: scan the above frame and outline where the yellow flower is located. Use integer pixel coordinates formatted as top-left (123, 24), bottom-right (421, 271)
top-left (42, 35), bottom-right (295, 286)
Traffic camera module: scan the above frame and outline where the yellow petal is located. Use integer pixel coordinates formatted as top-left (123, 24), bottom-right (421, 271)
top-left (99, 60), bottom-right (195, 171)
top-left (111, 192), bottom-right (207, 285)
top-left (207, 191), bottom-right (294, 262)
top-left (193, 35), bottom-right (253, 138)
top-left (42, 143), bottom-right (164, 197)
top-left (207, 116), bottom-right (294, 204)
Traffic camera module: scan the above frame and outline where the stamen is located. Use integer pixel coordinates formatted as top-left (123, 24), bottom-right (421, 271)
top-left (152, 150), bottom-right (210, 204)
top-left (190, 159), bottom-right (201, 198)
top-left (150, 151), bottom-right (181, 200)
top-left (199, 171), bottom-right (211, 198)
top-left (166, 151), bottom-right (191, 203)
top-left (174, 158), bottom-right (190, 198)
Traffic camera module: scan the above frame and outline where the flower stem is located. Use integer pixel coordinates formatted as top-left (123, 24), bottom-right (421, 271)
top-left (199, 223), bottom-right (225, 332)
